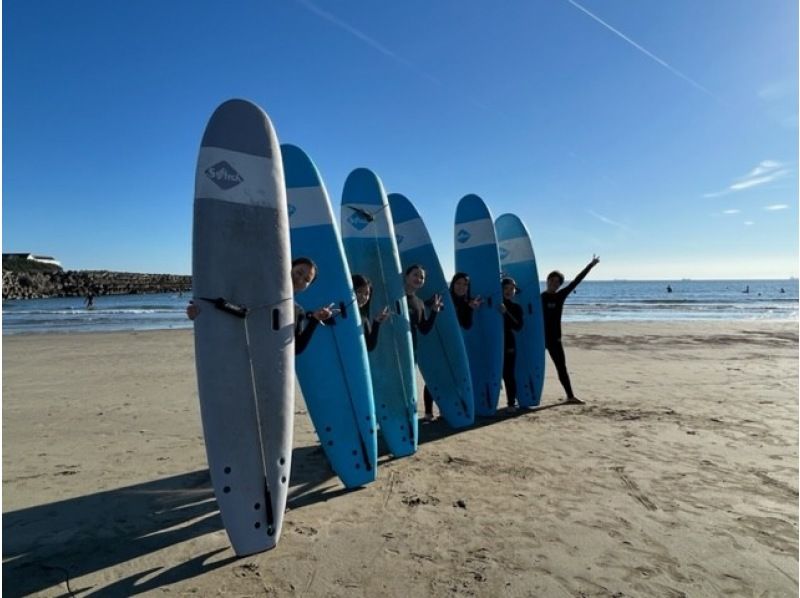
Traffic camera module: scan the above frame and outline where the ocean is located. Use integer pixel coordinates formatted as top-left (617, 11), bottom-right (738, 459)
top-left (3, 279), bottom-right (797, 335)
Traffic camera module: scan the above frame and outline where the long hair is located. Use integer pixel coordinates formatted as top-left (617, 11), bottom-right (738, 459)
top-left (352, 273), bottom-right (373, 316)
top-left (449, 272), bottom-right (471, 303)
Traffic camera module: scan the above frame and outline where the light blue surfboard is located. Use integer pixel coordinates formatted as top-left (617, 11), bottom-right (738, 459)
top-left (283, 144), bottom-right (378, 488)
top-left (454, 194), bottom-right (504, 416)
top-left (341, 169), bottom-right (417, 457)
top-left (388, 193), bottom-right (475, 428)
top-left (495, 213), bottom-right (546, 408)
top-left (193, 99), bottom-right (293, 555)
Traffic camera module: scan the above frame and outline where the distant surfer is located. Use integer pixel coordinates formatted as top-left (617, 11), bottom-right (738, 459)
top-left (499, 278), bottom-right (523, 412)
top-left (403, 264), bottom-right (443, 422)
top-left (541, 255), bottom-right (600, 405)
top-left (780, 287), bottom-right (786, 294)
top-left (84, 290), bottom-right (95, 309)
top-left (352, 274), bottom-right (390, 351)
top-left (743, 285), bottom-right (750, 294)
top-left (666, 285), bottom-right (672, 293)
top-left (186, 257), bottom-right (334, 355)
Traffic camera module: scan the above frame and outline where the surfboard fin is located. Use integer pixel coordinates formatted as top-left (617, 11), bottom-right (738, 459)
top-left (263, 477), bottom-right (276, 536)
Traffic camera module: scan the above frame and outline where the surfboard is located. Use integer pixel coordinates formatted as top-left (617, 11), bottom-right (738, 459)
top-left (495, 213), bottom-right (546, 408)
top-left (192, 99), bottom-right (294, 555)
top-left (388, 193), bottom-right (475, 428)
top-left (282, 144), bottom-right (378, 488)
top-left (454, 194), bottom-right (504, 417)
top-left (341, 169), bottom-right (417, 457)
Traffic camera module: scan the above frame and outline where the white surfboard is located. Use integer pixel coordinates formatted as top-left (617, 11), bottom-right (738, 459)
top-left (192, 99), bottom-right (294, 555)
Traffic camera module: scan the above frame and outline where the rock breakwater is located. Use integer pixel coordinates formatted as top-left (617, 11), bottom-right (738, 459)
top-left (3, 270), bottom-right (192, 300)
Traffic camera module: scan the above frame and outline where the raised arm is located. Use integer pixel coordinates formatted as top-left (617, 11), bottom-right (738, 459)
top-left (563, 255), bottom-right (600, 295)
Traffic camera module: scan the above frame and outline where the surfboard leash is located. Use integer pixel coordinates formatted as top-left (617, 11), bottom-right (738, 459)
top-left (432, 323), bottom-right (471, 418)
top-left (360, 203), bottom-right (417, 445)
top-left (326, 323), bottom-right (374, 473)
top-left (198, 294), bottom-right (293, 538)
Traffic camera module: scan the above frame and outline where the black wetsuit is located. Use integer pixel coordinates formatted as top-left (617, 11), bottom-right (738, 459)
top-left (501, 298), bottom-right (524, 406)
top-left (360, 309), bottom-right (382, 352)
top-left (407, 294), bottom-right (438, 416)
top-left (407, 294), bottom-right (438, 353)
top-left (452, 294), bottom-right (474, 330)
top-left (294, 303), bottom-right (322, 356)
top-left (540, 264), bottom-right (593, 398)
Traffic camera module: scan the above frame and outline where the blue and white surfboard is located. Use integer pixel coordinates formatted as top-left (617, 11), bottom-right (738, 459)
top-left (495, 213), bottom-right (546, 408)
top-left (341, 169), bottom-right (417, 457)
top-left (193, 99), bottom-right (293, 555)
top-left (389, 193), bottom-right (475, 428)
top-left (454, 194), bottom-right (504, 416)
top-left (283, 145), bottom-right (378, 488)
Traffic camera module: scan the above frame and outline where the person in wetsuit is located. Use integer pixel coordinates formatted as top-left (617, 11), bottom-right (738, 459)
top-left (449, 272), bottom-right (483, 329)
top-left (404, 264), bottom-right (443, 422)
top-left (541, 255), bottom-right (600, 404)
top-left (352, 274), bottom-right (389, 351)
top-left (186, 257), bottom-right (333, 355)
top-left (499, 277), bottom-right (524, 411)
top-left (291, 257), bottom-right (335, 354)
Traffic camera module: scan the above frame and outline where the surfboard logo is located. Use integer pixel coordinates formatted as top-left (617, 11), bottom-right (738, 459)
top-left (205, 161), bottom-right (243, 190)
top-left (456, 229), bottom-right (471, 244)
top-left (347, 211), bottom-right (371, 231)
top-left (498, 246), bottom-right (510, 259)
top-left (395, 234), bottom-right (405, 245)
top-left (287, 204), bottom-right (297, 217)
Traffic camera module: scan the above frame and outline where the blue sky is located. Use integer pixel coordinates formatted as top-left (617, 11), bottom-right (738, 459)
top-left (4, 0), bottom-right (798, 279)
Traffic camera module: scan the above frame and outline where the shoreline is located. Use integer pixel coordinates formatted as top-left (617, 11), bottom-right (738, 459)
top-left (3, 317), bottom-right (798, 338)
top-left (4, 320), bottom-right (797, 596)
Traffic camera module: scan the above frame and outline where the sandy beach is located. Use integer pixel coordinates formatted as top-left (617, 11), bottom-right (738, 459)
top-left (3, 321), bottom-right (798, 597)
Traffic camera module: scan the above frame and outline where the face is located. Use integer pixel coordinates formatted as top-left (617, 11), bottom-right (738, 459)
top-left (406, 268), bottom-right (425, 290)
top-left (355, 285), bottom-right (371, 308)
top-left (546, 275), bottom-right (562, 293)
top-left (503, 284), bottom-right (516, 300)
top-left (292, 263), bottom-right (316, 292)
top-left (452, 278), bottom-right (469, 298)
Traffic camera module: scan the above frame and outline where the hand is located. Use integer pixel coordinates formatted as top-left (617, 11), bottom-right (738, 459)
top-left (186, 302), bottom-right (200, 320)
top-left (431, 293), bottom-right (444, 313)
top-left (590, 254), bottom-right (600, 267)
top-left (498, 303), bottom-right (507, 314)
top-left (469, 295), bottom-right (483, 309)
top-left (375, 306), bottom-right (390, 323)
top-left (311, 306), bottom-right (333, 321)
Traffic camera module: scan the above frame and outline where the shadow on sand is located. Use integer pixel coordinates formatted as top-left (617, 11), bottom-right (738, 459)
top-left (2, 442), bottom-right (345, 597)
top-left (2, 401), bottom-right (575, 596)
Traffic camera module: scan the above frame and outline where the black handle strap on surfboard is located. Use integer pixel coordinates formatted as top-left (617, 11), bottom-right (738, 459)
top-left (345, 203), bottom-right (389, 223)
top-left (198, 296), bottom-right (249, 318)
top-left (197, 296), bottom-right (294, 320)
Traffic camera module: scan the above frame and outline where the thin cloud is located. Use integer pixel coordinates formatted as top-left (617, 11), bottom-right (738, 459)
top-left (587, 209), bottom-right (632, 232)
top-left (294, 0), bottom-right (441, 85)
top-left (764, 204), bottom-right (789, 211)
top-left (758, 80), bottom-right (795, 102)
top-left (743, 221), bottom-right (754, 226)
top-left (565, 0), bottom-right (717, 99)
top-left (704, 160), bottom-right (789, 198)
top-left (722, 209), bottom-right (741, 214)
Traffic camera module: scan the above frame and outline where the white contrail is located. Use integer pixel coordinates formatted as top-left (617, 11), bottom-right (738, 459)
top-left (587, 209), bottom-right (632, 232)
top-left (295, 0), bottom-right (441, 86)
top-left (565, 0), bottom-right (716, 99)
